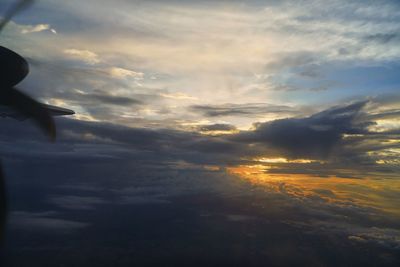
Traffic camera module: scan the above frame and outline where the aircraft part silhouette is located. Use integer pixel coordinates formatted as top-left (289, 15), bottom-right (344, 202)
top-left (0, 0), bottom-right (75, 242)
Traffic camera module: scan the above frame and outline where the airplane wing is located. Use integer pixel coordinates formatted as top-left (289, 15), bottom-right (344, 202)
top-left (0, 104), bottom-right (74, 119)
top-left (41, 104), bottom-right (75, 116)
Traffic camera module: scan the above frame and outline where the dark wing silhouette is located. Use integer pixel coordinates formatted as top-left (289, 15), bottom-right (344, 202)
top-left (0, 0), bottom-right (56, 141)
top-left (43, 103), bottom-right (75, 117)
top-left (1, 88), bottom-right (56, 141)
top-left (0, 0), bottom-right (66, 244)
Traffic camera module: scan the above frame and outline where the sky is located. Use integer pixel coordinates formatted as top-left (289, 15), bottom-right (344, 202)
top-left (0, 0), bottom-right (400, 266)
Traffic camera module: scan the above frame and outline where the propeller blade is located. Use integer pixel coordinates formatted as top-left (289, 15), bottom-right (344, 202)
top-left (0, 0), bottom-right (34, 33)
top-left (2, 88), bottom-right (56, 141)
top-left (0, 160), bottom-right (7, 243)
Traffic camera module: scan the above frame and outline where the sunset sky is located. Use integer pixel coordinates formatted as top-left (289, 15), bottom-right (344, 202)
top-left (1, 0), bottom-right (399, 266)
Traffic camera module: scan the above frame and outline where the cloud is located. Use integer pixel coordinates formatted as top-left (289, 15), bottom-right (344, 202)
top-left (0, 99), bottom-right (397, 169)
top-left (118, 196), bottom-right (170, 205)
top-left (3, 0), bottom-right (398, 133)
top-left (20, 24), bottom-right (57, 34)
top-left (50, 195), bottom-right (107, 210)
top-left (233, 101), bottom-right (371, 159)
top-left (190, 103), bottom-right (296, 117)
top-left (160, 92), bottom-right (197, 100)
top-left (109, 67), bottom-right (144, 79)
top-left (303, 221), bottom-right (400, 251)
top-left (9, 211), bottom-right (90, 232)
top-left (1, 98), bottom-right (399, 266)
top-left (72, 90), bottom-right (144, 106)
top-left (198, 124), bottom-right (237, 132)
top-left (64, 49), bottom-right (101, 65)
top-left (265, 51), bottom-right (319, 71)
top-left (0, 98), bottom-right (398, 180)
top-left (363, 33), bottom-right (399, 44)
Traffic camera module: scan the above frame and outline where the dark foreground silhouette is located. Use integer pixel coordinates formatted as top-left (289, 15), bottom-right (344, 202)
top-left (0, 0), bottom-right (74, 243)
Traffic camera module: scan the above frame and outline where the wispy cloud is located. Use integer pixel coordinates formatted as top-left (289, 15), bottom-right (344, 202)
top-left (9, 211), bottom-right (90, 231)
top-left (64, 48), bottom-right (101, 65)
top-left (20, 23), bottom-right (57, 34)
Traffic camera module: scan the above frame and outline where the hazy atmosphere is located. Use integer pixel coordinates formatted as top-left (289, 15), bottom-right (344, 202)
top-left (1, 0), bottom-right (399, 266)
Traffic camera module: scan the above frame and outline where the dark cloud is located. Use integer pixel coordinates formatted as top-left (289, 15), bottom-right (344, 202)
top-left (190, 103), bottom-right (295, 117)
top-left (232, 101), bottom-right (371, 159)
top-left (1, 99), bottom-right (400, 266)
top-left (265, 51), bottom-right (318, 71)
top-left (364, 33), bottom-right (399, 44)
top-left (75, 91), bottom-right (143, 106)
top-left (366, 109), bottom-right (400, 121)
top-left (9, 211), bottom-right (90, 232)
top-left (49, 195), bottom-right (107, 210)
top-left (296, 64), bottom-right (322, 78)
top-left (0, 99), bottom-right (397, 176)
top-left (197, 123), bottom-right (237, 132)
top-left (0, 97), bottom-right (398, 191)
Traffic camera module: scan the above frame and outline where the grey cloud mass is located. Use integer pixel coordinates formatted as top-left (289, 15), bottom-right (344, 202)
top-left (197, 123), bottom-right (237, 132)
top-left (233, 101), bottom-right (371, 159)
top-left (190, 103), bottom-right (296, 117)
top-left (0, 99), bottom-right (397, 177)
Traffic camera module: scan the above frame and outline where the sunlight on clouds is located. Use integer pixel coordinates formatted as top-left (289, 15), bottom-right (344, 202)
top-left (46, 98), bottom-right (69, 107)
top-left (20, 24), bottom-right (56, 34)
top-left (203, 165), bottom-right (220, 171)
top-left (255, 157), bottom-right (321, 164)
top-left (64, 49), bottom-right (101, 65)
top-left (198, 130), bottom-right (239, 136)
top-left (227, 165), bottom-right (271, 176)
top-left (227, 165), bottom-right (400, 218)
top-left (109, 67), bottom-right (144, 79)
top-left (179, 120), bottom-right (213, 127)
top-left (73, 113), bottom-right (99, 122)
top-left (374, 148), bottom-right (400, 165)
top-left (159, 92), bottom-right (197, 100)
top-left (51, 99), bottom-right (98, 122)
top-left (369, 119), bottom-right (400, 132)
